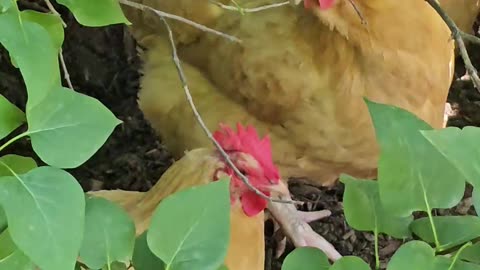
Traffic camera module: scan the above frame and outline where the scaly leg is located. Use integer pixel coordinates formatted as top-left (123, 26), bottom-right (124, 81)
top-left (267, 181), bottom-right (342, 261)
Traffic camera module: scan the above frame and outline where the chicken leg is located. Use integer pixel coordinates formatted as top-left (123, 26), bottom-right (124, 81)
top-left (267, 181), bottom-right (342, 261)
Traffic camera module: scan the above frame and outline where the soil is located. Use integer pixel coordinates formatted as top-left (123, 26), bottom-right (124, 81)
top-left (1, 3), bottom-right (480, 270)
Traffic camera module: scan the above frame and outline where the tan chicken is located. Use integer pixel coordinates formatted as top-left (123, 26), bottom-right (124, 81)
top-left (440, 0), bottom-right (480, 34)
top-left (120, 0), bottom-right (455, 261)
top-left (89, 124), bottom-right (293, 270)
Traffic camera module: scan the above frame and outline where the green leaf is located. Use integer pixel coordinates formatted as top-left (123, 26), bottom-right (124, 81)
top-left (411, 216), bottom-right (480, 250)
top-left (473, 189), bottom-right (480, 215)
top-left (459, 242), bottom-right (480, 264)
top-left (421, 127), bottom-right (480, 185)
top-left (217, 265), bottom-right (228, 270)
top-left (329, 256), bottom-right (370, 270)
top-left (147, 179), bottom-right (231, 270)
top-left (79, 197), bottom-right (136, 270)
top-left (422, 127), bottom-right (480, 214)
top-left (104, 261), bottom-right (128, 270)
top-left (0, 155), bottom-right (37, 177)
top-left (435, 256), bottom-right (480, 270)
top-left (21, 10), bottom-right (64, 50)
top-left (365, 99), bottom-right (465, 216)
top-left (281, 247), bottom-right (330, 270)
top-left (0, 0), bottom-right (14, 12)
top-left (0, 208), bottom-right (5, 232)
top-left (341, 175), bottom-right (412, 238)
top-left (0, 9), bottom-right (60, 110)
top-left (387, 241), bottom-right (435, 270)
top-left (27, 86), bottom-right (121, 169)
top-left (55, 0), bottom-right (130, 27)
top-left (0, 166), bottom-right (85, 270)
top-left (0, 229), bottom-right (34, 270)
top-left (0, 94), bottom-right (25, 140)
top-left (132, 232), bottom-right (165, 270)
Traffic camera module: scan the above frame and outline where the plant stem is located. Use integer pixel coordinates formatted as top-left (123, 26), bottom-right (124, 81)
top-left (0, 131), bottom-right (29, 153)
top-left (447, 242), bottom-right (472, 270)
top-left (426, 207), bottom-right (441, 249)
top-left (374, 226), bottom-right (380, 270)
top-left (421, 181), bottom-right (441, 249)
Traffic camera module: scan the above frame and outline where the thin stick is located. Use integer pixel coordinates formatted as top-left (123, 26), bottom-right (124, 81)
top-left (59, 48), bottom-right (75, 90)
top-left (118, 0), bottom-right (241, 43)
top-left (159, 16), bottom-right (293, 204)
top-left (44, 0), bottom-right (67, 27)
top-left (209, 0), bottom-right (290, 13)
top-left (425, 0), bottom-right (480, 91)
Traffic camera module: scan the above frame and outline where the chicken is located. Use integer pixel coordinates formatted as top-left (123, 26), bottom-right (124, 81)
top-left (120, 0), bottom-right (229, 48)
top-left (440, 0), bottom-right (480, 34)
top-left (121, 0), bottom-right (455, 261)
top-left (88, 126), bottom-right (279, 270)
top-left (88, 124), bottom-right (291, 270)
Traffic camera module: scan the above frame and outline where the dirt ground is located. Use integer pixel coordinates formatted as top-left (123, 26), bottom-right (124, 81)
top-left (1, 4), bottom-right (480, 269)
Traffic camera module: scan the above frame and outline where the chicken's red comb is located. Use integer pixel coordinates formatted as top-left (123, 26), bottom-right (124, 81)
top-left (213, 123), bottom-right (280, 181)
top-left (304, 0), bottom-right (335, 10)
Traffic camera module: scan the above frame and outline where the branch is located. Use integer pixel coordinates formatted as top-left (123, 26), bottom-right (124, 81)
top-left (425, 0), bottom-right (480, 91)
top-left (209, 0), bottom-right (290, 13)
top-left (118, 0), bottom-right (242, 43)
top-left (44, 0), bottom-right (67, 27)
top-left (158, 16), bottom-right (294, 204)
top-left (59, 48), bottom-right (75, 90)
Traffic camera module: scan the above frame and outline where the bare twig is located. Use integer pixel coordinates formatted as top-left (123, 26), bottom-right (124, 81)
top-left (209, 0), bottom-right (290, 13)
top-left (59, 49), bottom-right (74, 90)
top-left (43, 0), bottom-right (67, 27)
top-left (159, 16), bottom-right (293, 204)
top-left (425, 0), bottom-right (480, 91)
top-left (118, 0), bottom-right (241, 43)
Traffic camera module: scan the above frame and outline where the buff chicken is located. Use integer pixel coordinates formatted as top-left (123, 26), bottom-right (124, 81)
top-left (439, 0), bottom-right (479, 34)
top-left (118, 0), bottom-right (455, 261)
top-left (89, 123), bottom-right (298, 270)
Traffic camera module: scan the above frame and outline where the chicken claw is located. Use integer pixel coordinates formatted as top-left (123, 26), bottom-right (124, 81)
top-left (267, 182), bottom-right (342, 261)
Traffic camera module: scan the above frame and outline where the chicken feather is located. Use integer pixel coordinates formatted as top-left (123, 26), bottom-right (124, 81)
top-left (89, 148), bottom-right (267, 270)
top-left (138, 0), bottom-right (455, 186)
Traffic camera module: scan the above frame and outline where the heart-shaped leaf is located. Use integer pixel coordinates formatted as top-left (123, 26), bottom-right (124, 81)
top-left (411, 216), bottom-right (480, 251)
top-left (0, 94), bottom-right (25, 140)
top-left (0, 0), bottom-right (14, 12)
top-left (387, 241), bottom-right (435, 270)
top-left (458, 242), bottom-right (480, 264)
top-left (27, 86), bottom-right (121, 169)
top-left (0, 208), bottom-right (5, 232)
top-left (365, 99), bottom-right (465, 217)
top-left (79, 196), bottom-right (136, 269)
top-left (55, 0), bottom-right (130, 27)
top-left (132, 232), bottom-right (165, 270)
top-left (434, 256), bottom-right (480, 270)
top-left (330, 256), bottom-right (370, 270)
top-left (0, 229), bottom-right (34, 270)
top-left (0, 9), bottom-right (60, 109)
top-left (421, 127), bottom-right (480, 186)
top-left (147, 179), bottom-right (231, 270)
top-left (0, 166), bottom-right (85, 270)
top-left (281, 247), bottom-right (330, 270)
top-left (0, 155), bottom-right (37, 177)
top-left (21, 10), bottom-right (64, 50)
top-left (341, 175), bottom-right (412, 238)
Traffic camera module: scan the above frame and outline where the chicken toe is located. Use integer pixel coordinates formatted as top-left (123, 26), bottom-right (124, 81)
top-left (271, 208), bottom-right (332, 258)
top-left (267, 185), bottom-right (342, 261)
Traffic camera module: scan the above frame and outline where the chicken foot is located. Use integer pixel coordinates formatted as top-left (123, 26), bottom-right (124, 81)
top-left (267, 182), bottom-right (342, 261)
top-left (272, 208), bottom-right (332, 258)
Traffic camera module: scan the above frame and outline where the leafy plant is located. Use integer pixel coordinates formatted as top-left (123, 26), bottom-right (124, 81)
top-left (282, 99), bottom-right (480, 270)
top-left (0, 1), bottom-right (231, 270)
top-left (1, 0), bottom-right (479, 269)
